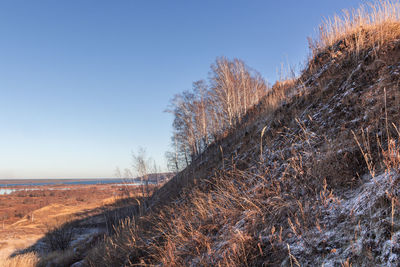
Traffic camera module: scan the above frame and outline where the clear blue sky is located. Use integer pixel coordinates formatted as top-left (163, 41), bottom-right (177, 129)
top-left (0, 0), bottom-right (363, 179)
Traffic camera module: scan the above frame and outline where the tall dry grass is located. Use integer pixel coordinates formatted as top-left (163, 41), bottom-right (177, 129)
top-left (145, 117), bottom-right (400, 266)
top-left (87, 120), bottom-right (349, 266)
top-left (309, 0), bottom-right (400, 63)
top-left (0, 252), bottom-right (39, 267)
top-left (86, 81), bottom-right (400, 266)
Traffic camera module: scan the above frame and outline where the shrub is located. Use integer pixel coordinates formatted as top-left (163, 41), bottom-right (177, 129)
top-left (44, 223), bottom-right (74, 251)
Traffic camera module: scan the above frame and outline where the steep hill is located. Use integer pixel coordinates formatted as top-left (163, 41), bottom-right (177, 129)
top-left (85, 2), bottom-right (400, 266)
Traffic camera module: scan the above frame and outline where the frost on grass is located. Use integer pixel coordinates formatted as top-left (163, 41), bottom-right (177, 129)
top-left (284, 172), bottom-right (400, 266)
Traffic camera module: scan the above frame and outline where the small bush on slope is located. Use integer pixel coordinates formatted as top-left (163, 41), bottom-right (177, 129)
top-left (44, 223), bottom-right (74, 251)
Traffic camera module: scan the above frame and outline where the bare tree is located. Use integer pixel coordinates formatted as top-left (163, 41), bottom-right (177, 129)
top-left (193, 80), bottom-right (210, 149)
top-left (209, 57), bottom-right (268, 130)
top-left (166, 57), bottom-right (269, 172)
top-left (131, 147), bottom-right (151, 197)
top-left (152, 160), bottom-right (160, 186)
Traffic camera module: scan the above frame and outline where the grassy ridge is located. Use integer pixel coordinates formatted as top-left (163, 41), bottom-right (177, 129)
top-left (86, 1), bottom-right (400, 266)
top-left (6, 1), bottom-right (397, 266)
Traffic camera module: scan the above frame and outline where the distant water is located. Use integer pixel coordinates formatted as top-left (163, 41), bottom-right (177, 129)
top-left (0, 188), bottom-right (19, 195)
top-left (0, 179), bottom-right (153, 187)
top-left (0, 187), bottom-right (52, 195)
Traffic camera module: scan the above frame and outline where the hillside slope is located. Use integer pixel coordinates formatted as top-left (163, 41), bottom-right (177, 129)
top-left (86, 3), bottom-right (400, 267)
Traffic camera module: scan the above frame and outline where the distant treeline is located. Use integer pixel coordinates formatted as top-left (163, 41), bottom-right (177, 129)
top-left (130, 172), bottom-right (173, 183)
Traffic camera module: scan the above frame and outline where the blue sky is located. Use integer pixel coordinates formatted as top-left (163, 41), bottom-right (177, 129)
top-left (0, 0), bottom-right (363, 179)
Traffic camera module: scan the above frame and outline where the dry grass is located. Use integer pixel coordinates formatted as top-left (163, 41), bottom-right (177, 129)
top-left (35, 249), bottom-right (77, 267)
top-left (86, 217), bottom-right (146, 267)
top-left (0, 186), bottom-right (146, 267)
top-left (137, 122), bottom-right (398, 266)
top-left (85, 86), bottom-right (400, 266)
top-left (86, 121), bottom-right (354, 265)
top-left (145, 126), bottom-right (345, 265)
top-left (310, 0), bottom-right (400, 58)
top-left (0, 184), bottom-right (128, 227)
top-left (0, 252), bottom-right (39, 267)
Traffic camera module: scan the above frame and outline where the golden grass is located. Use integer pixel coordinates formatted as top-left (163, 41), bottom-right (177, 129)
top-left (309, 0), bottom-right (400, 61)
top-left (36, 249), bottom-right (77, 267)
top-left (146, 123), bottom-right (399, 266)
top-left (0, 252), bottom-right (39, 267)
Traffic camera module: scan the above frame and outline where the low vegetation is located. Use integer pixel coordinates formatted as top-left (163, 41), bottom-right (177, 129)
top-left (0, 185), bottom-right (125, 226)
top-left (309, 0), bottom-right (400, 60)
top-left (0, 183), bottom-right (159, 266)
top-left (44, 222), bottom-right (74, 252)
top-left (0, 252), bottom-right (39, 267)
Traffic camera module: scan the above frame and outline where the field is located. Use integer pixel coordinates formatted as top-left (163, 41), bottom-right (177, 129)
top-left (0, 183), bottom-right (146, 263)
